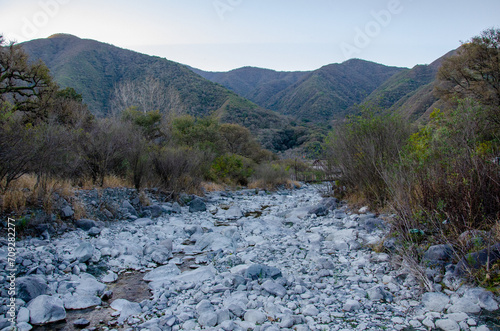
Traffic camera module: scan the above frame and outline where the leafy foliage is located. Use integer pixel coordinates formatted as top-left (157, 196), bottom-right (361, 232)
top-left (324, 108), bottom-right (411, 207)
top-left (392, 100), bottom-right (500, 232)
top-left (210, 154), bottom-right (255, 185)
top-left (436, 28), bottom-right (500, 121)
top-left (0, 35), bottom-right (57, 123)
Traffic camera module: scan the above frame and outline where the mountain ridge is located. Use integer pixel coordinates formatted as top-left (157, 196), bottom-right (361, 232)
top-left (362, 49), bottom-right (457, 120)
top-left (19, 33), bottom-right (454, 127)
top-left (20, 34), bottom-right (288, 133)
top-left (192, 58), bottom-right (406, 122)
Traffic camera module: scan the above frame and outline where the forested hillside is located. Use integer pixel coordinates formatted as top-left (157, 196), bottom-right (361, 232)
top-left (20, 34), bottom-right (287, 133)
top-left (194, 59), bottom-right (405, 122)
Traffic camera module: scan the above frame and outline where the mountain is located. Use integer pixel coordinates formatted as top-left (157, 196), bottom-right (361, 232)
top-left (193, 59), bottom-right (406, 122)
top-left (362, 50), bottom-right (457, 120)
top-left (20, 33), bottom-right (456, 129)
top-left (20, 34), bottom-right (287, 132)
top-left (191, 66), bottom-right (308, 108)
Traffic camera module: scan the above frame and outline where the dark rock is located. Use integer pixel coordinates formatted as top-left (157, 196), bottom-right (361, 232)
top-left (102, 208), bottom-right (114, 220)
top-left (149, 204), bottom-right (163, 218)
top-left (308, 197), bottom-right (339, 216)
top-left (31, 212), bottom-right (51, 225)
top-left (73, 318), bottom-right (91, 328)
top-left (308, 205), bottom-right (328, 217)
top-left (188, 197), bottom-right (207, 213)
top-left (17, 276), bottom-right (48, 302)
top-left (60, 205), bottom-right (74, 218)
top-left (423, 244), bottom-right (454, 266)
top-left (122, 200), bottom-right (138, 216)
top-left (88, 227), bottom-right (101, 237)
top-left (101, 290), bottom-right (113, 301)
top-left (244, 264), bottom-right (282, 280)
top-left (362, 218), bottom-right (384, 233)
top-left (75, 219), bottom-right (97, 231)
top-left (34, 223), bottom-right (55, 235)
top-left (455, 243), bottom-right (500, 275)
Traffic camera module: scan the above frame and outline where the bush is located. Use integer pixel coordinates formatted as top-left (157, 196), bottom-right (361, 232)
top-left (324, 109), bottom-right (411, 207)
top-left (171, 115), bottom-right (223, 153)
top-left (78, 118), bottom-right (130, 186)
top-left (210, 154), bottom-right (255, 185)
top-left (152, 146), bottom-right (207, 193)
top-left (249, 162), bottom-right (292, 190)
top-left (0, 116), bottom-right (36, 192)
top-left (390, 100), bottom-right (500, 236)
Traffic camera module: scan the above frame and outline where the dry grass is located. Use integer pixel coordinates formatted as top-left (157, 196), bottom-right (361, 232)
top-left (103, 175), bottom-right (132, 188)
top-left (493, 221), bottom-right (500, 243)
top-left (79, 175), bottom-right (132, 190)
top-left (139, 190), bottom-right (151, 206)
top-left (72, 200), bottom-right (87, 219)
top-left (8, 174), bottom-right (38, 190)
top-left (248, 179), bottom-right (300, 191)
top-left (201, 181), bottom-right (226, 192)
top-left (1, 174), bottom-right (76, 214)
top-left (1, 189), bottom-right (27, 213)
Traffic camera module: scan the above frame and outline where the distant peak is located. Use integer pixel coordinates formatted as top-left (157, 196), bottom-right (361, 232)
top-left (48, 33), bottom-right (80, 39)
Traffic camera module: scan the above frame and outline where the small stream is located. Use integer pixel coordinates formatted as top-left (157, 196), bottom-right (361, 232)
top-left (32, 271), bottom-right (151, 331)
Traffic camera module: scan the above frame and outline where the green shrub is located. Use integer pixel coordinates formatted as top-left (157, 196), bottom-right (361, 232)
top-left (324, 108), bottom-right (411, 207)
top-left (390, 100), bottom-right (500, 235)
top-left (210, 154), bottom-right (255, 185)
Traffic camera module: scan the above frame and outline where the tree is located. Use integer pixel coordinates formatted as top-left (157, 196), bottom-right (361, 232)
top-left (219, 123), bottom-right (261, 157)
top-left (52, 87), bottom-right (94, 129)
top-left (30, 121), bottom-right (77, 190)
top-left (110, 76), bottom-right (170, 115)
top-left (436, 28), bottom-right (500, 121)
top-left (0, 35), bottom-right (57, 123)
top-left (0, 117), bottom-right (36, 192)
top-left (78, 119), bottom-right (128, 186)
top-left (122, 107), bottom-right (162, 140)
top-left (171, 115), bottom-right (223, 153)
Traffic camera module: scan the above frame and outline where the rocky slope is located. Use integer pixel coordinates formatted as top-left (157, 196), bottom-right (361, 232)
top-left (0, 185), bottom-right (497, 330)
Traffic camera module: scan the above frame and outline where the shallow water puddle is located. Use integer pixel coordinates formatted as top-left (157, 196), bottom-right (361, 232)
top-left (32, 271), bottom-right (151, 331)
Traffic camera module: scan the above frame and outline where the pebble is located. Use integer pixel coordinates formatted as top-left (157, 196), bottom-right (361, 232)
top-left (0, 184), bottom-right (497, 330)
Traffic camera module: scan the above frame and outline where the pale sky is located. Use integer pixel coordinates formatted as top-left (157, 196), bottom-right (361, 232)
top-left (1, 0), bottom-right (499, 71)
